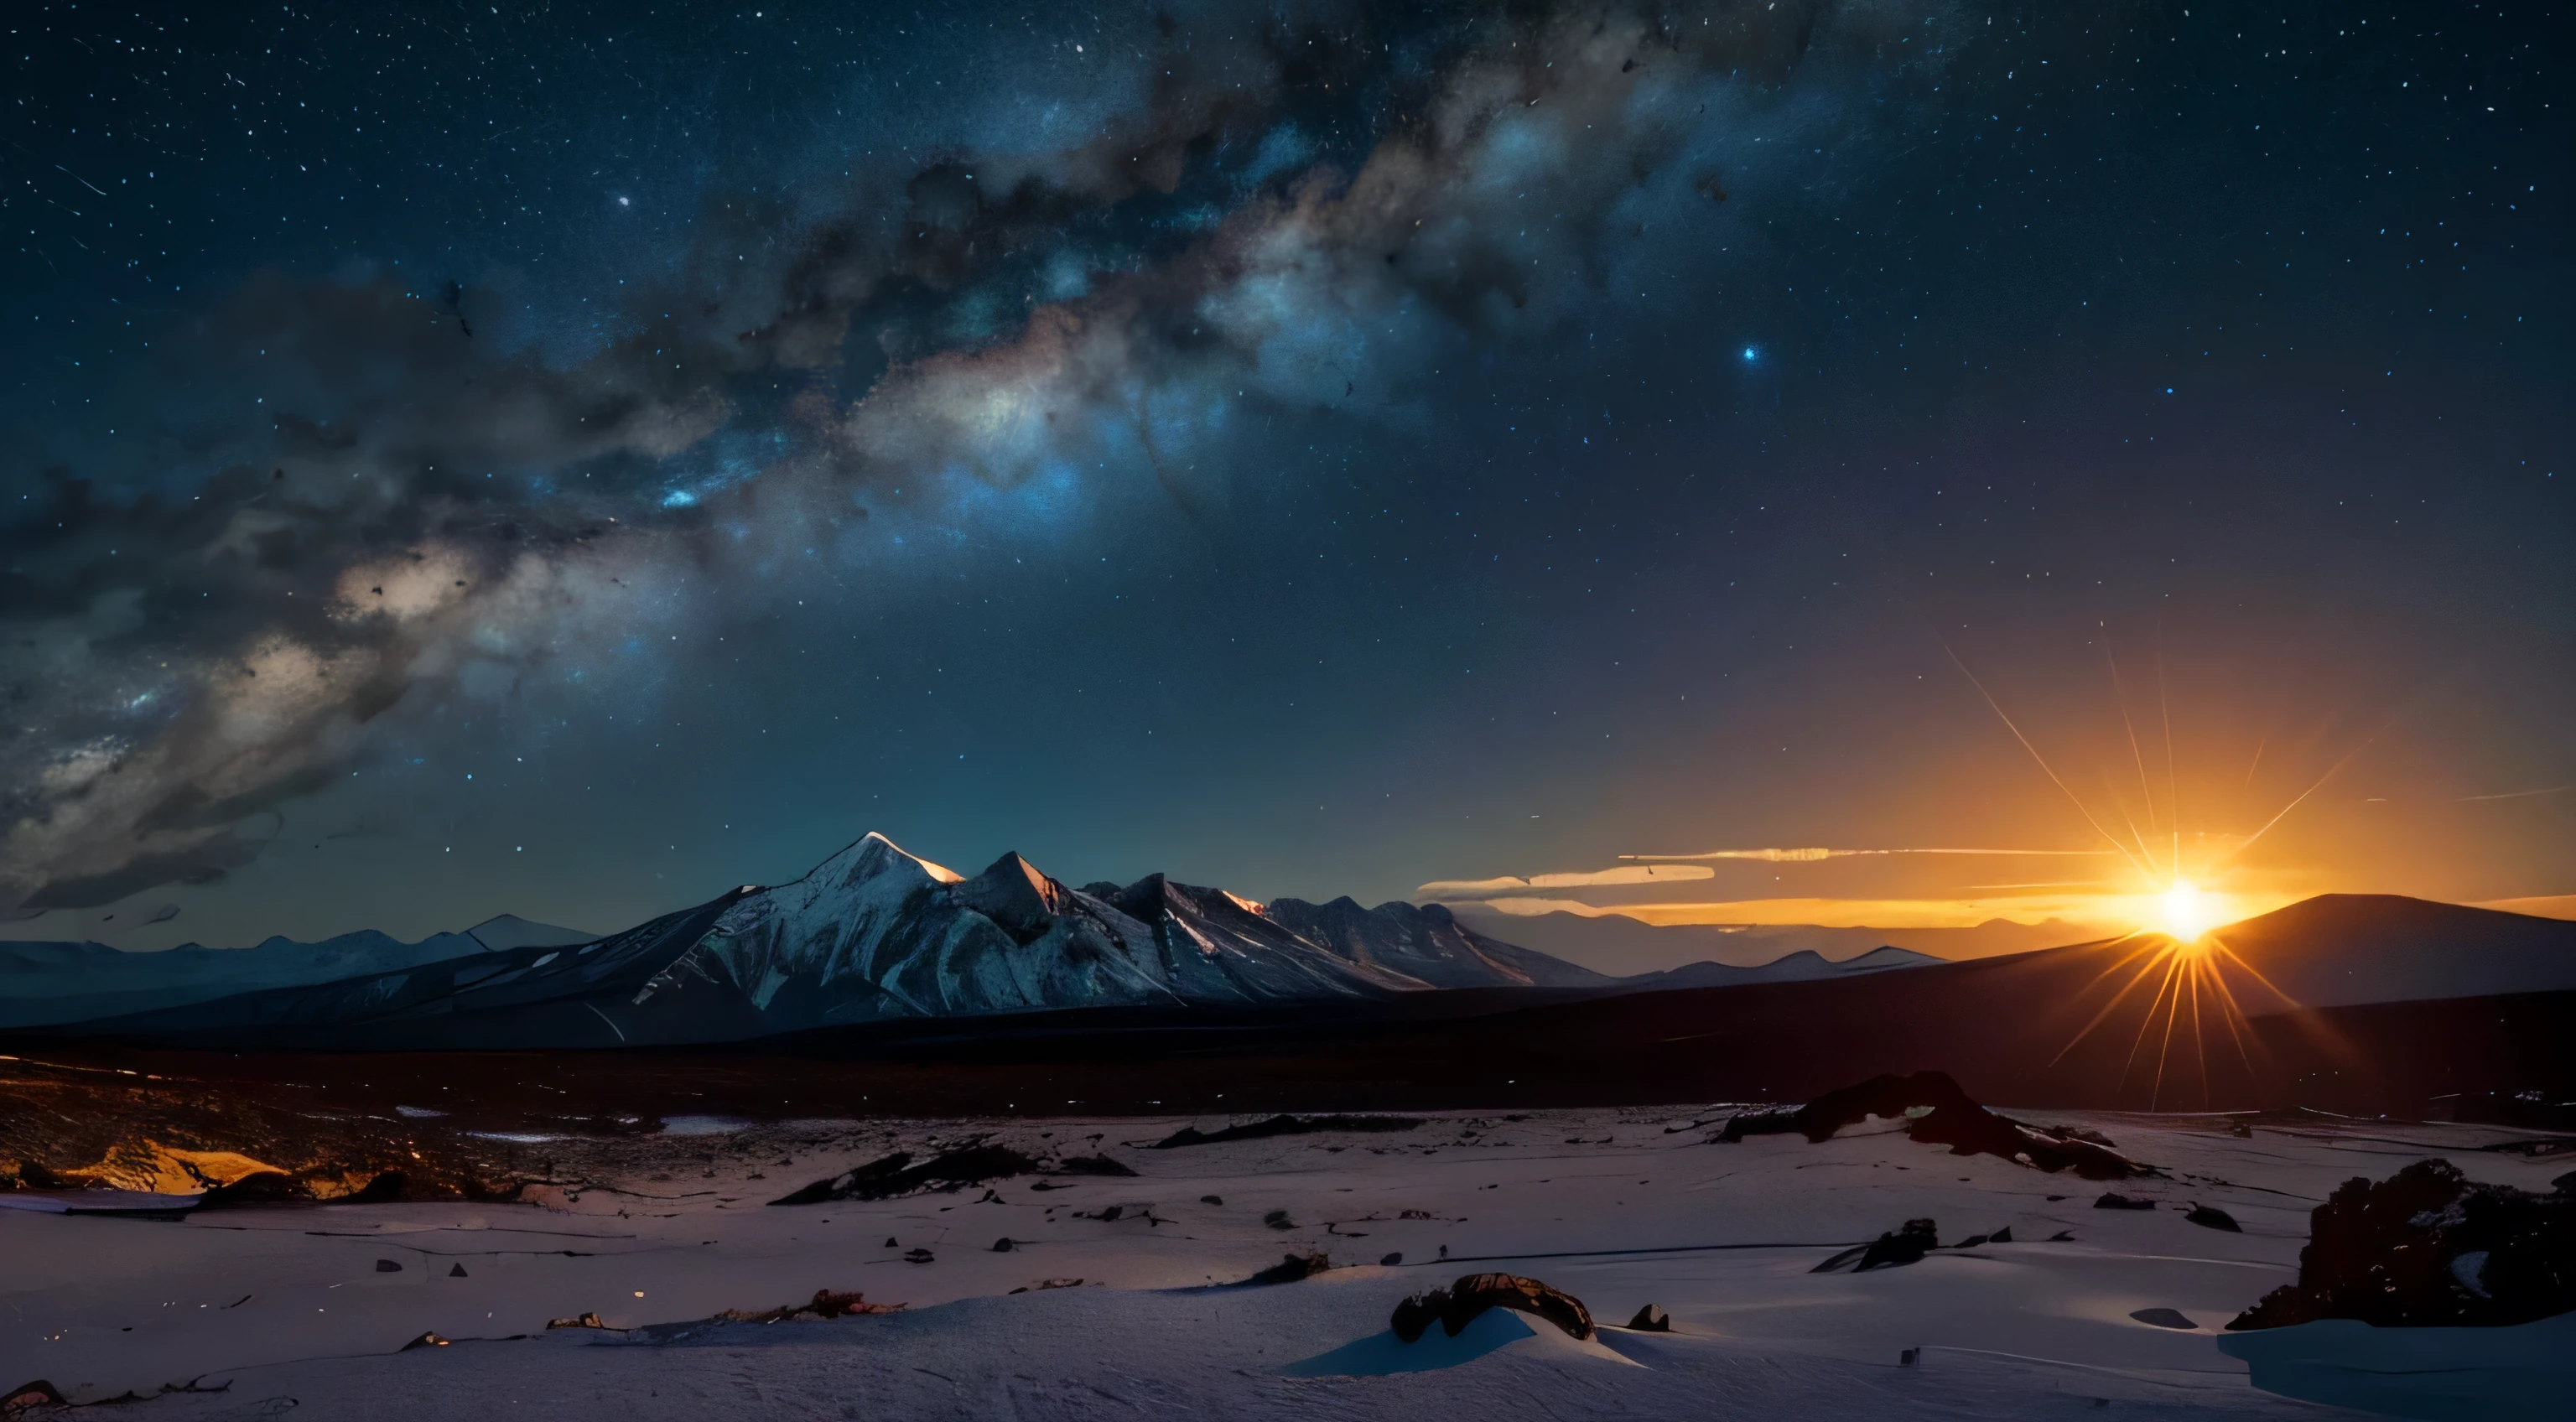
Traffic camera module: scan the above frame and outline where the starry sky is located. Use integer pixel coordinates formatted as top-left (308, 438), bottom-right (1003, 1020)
top-left (3, 0), bottom-right (2568, 952)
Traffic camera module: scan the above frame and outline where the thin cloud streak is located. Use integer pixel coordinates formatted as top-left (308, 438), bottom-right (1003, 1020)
top-left (1415, 864), bottom-right (1715, 899)
top-left (1619, 846), bottom-right (2122, 863)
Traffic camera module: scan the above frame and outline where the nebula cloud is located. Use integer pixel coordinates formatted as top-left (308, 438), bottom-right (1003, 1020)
top-left (1, 0), bottom-right (1937, 910)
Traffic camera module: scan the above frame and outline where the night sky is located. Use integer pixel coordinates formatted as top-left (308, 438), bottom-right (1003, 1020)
top-left (3, 0), bottom-right (2568, 951)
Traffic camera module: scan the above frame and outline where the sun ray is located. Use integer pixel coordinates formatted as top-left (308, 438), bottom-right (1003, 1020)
top-left (2150, 948), bottom-right (2193, 1109)
top-left (2158, 647), bottom-right (2182, 882)
top-left (2121, 950), bottom-right (2189, 1101)
top-left (1940, 635), bottom-right (2153, 878)
top-left (2044, 935), bottom-right (2174, 1070)
top-left (2204, 947), bottom-right (2262, 1082)
top-left (2099, 766), bottom-right (2162, 882)
top-left (2204, 932), bottom-right (2302, 1011)
top-left (2104, 640), bottom-right (2167, 878)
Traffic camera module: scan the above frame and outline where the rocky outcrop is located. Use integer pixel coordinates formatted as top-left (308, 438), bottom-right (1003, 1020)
top-left (1391, 1274), bottom-right (1594, 1342)
top-left (2229, 1160), bottom-right (2576, 1329)
top-left (771, 1142), bottom-right (1143, 1205)
top-left (1720, 1071), bottom-right (2148, 1179)
top-left (1150, 1114), bottom-right (1423, 1149)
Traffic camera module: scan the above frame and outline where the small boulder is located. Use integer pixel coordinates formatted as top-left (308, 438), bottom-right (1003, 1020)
top-left (1811, 1218), bottom-right (1940, 1273)
top-left (1263, 1209), bottom-right (1296, 1230)
top-left (449, 1263), bottom-right (468, 1278)
top-left (400, 1331), bottom-right (450, 1351)
top-left (546, 1312), bottom-right (605, 1330)
top-left (1379, 1252), bottom-right (1403, 1266)
top-left (2095, 1191), bottom-right (2158, 1210)
top-left (992, 1237), bottom-right (1015, 1252)
top-left (375, 1259), bottom-right (403, 1273)
top-left (1859, 1217), bottom-right (1939, 1270)
top-left (903, 1248), bottom-right (935, 1264)
top-left (2131, 1308), bottom-right (2196, 1330)
top-left (1241, 1251), bottom-right (1331, 1285)
top-left (1627, 1304), bottom-right (1671, 1332)
top-left (1201, 1194), bottom-right (1224, 1206)
top-left (2184, 1204), bottom-right (2242, 1233)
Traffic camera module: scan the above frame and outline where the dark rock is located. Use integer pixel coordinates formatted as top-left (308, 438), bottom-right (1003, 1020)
top-left (1627, 1303), bottom-right (1671, 1331)
top-left (1810, 1218), bottom-right (1940, 1274)
top-left (771, 1144), bottom-right (1043, 1205)
top-left (2130, 1308), bottom-right (2196, 1330)
top-left (1150, 1114), bottom-right (1422, 1150)
top-left (2230, 1159), bottom-right (2576, 1330)
top-left (346, 1170), bottom-right (408, 1203)
top-left (1862, 1218), bottom-right (1940, 1270)
top-left (992, 1238), bottom-right (1015, 1252)
top-left (2048, 1230), bottom-right (2076, 1242)
top-left (1718, 1072), bottom-right (2148, 1179)
top-left (375, 1259), bottom-right (403, 1273)
top-left (1201, 1195), bottom-right (1223, 1206)
top-left (1380, 1252), bottom-right (1403, 1266)
top-left (2095, 1192), bottom-right (2158, 1210)
top-left (1240, 1251), bottom-right (1331, 1285)
top-left (2184, 1204), bottom-right (2242, 1233)
top-left (903, 1248), bottom-right (935, 1264)
top-left (715, 1288), bottom-right (902, 1323)
top-left (804, 1289), bottom-right (897, 1319)
top-left (400, 1331), bottom-right (450, 1350)
top-left (449, 1264), bottom-right (468, 1278)
top-left (1050, 1154), bottom-right (1137, 1177)
top-left (546, 1311), bottom-right (605, 1330)
top-left (1391, 1273), bottom-right (1594, 1342)
top-left (1263, 1208), bottom-right (1296, 1230)
top-left (1988, 1227), bottom-right (2013, 1243)
top-left (884, 1237), bottom-right (898, 1248)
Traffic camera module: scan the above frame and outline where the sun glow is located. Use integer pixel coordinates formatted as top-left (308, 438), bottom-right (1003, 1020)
top-left (2155, 880), bottom-right (2215, 942)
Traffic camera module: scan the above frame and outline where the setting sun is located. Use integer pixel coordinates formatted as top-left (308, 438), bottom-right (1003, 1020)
top-left (2157, 880), bottom-right (2215, 942)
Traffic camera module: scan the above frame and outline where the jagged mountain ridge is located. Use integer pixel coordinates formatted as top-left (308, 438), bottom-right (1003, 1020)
top-left (43, 833), bottom-right (1611, 1049)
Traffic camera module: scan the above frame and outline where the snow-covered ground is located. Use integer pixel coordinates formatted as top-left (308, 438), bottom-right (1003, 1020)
top-left (4, 1106), bottom-right (2566, 1419)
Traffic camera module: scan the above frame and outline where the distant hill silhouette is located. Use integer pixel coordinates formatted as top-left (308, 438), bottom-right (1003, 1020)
top-left (1442, 906), bottom-right (2086, 974)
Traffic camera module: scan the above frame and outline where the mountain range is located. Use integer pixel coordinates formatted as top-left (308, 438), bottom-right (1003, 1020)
top-left (0, 914), bottom-right (593, 1030)
top-left (13, 827), bottom-right (2570, 1061)
top-left (1442, 905), bottom-right (2090, 973)
top-left (13, 834), bottom-right (1647, 1048)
